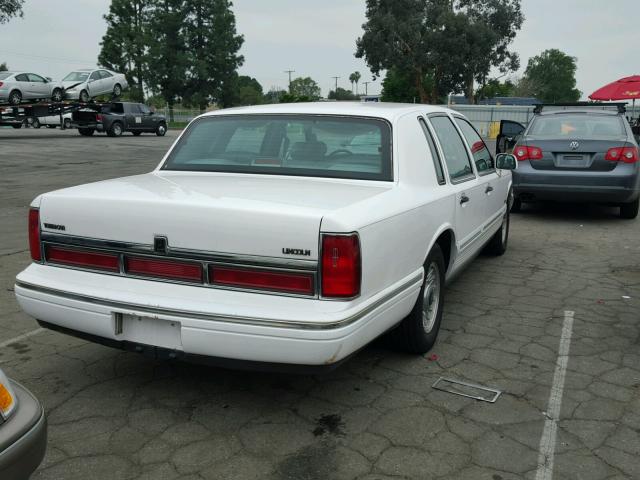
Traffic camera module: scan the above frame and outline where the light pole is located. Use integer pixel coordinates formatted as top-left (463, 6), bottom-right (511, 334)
top-left (331, 76), bottom-right (340, 95)
top-left (363, 81), bottom-right (370, 96)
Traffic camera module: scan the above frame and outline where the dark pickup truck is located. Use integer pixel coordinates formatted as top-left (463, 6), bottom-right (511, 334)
top-left (71, 102), bottom-right (167, 137)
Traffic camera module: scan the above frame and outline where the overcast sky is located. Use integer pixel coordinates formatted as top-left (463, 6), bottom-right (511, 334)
top-left (0, 0), bottom-right (637, 99)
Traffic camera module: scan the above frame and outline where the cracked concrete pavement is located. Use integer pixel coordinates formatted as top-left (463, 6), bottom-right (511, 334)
top-left (0, 128), bottom-right (638, 479)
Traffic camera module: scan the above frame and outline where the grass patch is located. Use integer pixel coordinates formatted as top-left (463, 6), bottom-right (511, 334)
top-left (168, 121), bottom-right (189, 129)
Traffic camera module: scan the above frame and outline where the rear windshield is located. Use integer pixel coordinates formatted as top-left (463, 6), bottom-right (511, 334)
top-left (162, 114), bottom-right (392, 181)
top-left (63, 72), bottom-right (89, 82)
top-left (0, 72), bottom-right (11, 80)
top-left (529, 114), bottom-right (625, 139)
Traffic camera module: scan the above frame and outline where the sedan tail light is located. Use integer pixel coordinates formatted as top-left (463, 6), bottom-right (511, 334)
top-left (513, 145), bottom-right (543, 161)
top-left (28, 208), bottom-right (41, 261)
top-left (605, 146), bottom-right (638, 163)
top-left (46, 246), bottom-right (119, 272)
top-left (321, 233), bottom-right (361, 298)
top-left (0, 82), bottom-right (4, 88)
top-left (125, 256), bottom-right (203, 282)
top-left (96, 114), bottom-right (103, 122)
top-left (209, 266), bottom-right (314, 295)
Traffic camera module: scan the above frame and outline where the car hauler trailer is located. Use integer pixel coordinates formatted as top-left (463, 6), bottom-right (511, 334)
top-left (0, 101), bottom-right (110, 130)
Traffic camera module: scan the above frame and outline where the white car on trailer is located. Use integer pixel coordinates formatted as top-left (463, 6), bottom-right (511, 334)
top-left (15, 102), bottom-right (517, 370)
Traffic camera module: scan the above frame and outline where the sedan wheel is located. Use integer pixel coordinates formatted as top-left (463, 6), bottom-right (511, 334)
top-left (51, 88), bottom-right (63, 102)
top-left (390, 244), bottom-right (446, 354)
top-left (9, 90), bottom-right (22, 106)
top-left (79, 90), bottom-right (90, 103)
top-left (31, 118), bottom-right (41, 129)
top-left (113, 84), bottom-right (122, 97)
top-left (63, 118), bottom-right (72, 129)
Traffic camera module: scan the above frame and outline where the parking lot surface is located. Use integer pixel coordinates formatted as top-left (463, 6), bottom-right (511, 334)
top-left (1, 128), bottom-right (639, 480)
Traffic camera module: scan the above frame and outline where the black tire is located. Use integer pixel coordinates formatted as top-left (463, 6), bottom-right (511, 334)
top-left (63, 118), bottom-right (72, 129)
top-left (132, 131), bottom-right (142, 136)
top-left (156, 122), bottom-right (167, 136)
top-left (11, 123), bottom-right (22, 129)
top-left (51, 88), bottom-right (63, 102)
top-left (8, 90), bottom-right (22, 106)
top-left (390, 244), bottom-right (446, 354)
top-left (511, 197), bottom-right (522, 213)
top-left (31, 118), bottom-right (41, 129)
top-left (107, 122), bottom-right (123, 137)
top-left (79, 90), bottom-right (90, 103)
top-left (78, 128), bottom-right (95, 136)
top-left (113, 83), bottom-right (122, 97)
top-left (485, 206), bottom-right (510, 256)
top-left (620, 198), bottom-right (639, 219)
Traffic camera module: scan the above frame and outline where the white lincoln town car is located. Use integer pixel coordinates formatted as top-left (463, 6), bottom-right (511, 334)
top-left (15, 103), bottom-right (516, 370)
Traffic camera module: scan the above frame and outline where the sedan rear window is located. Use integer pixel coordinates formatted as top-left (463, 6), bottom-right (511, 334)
top-left (529, 114), bottom-right (625, 139)
top-left (163, 115), bottom-right (392, 181)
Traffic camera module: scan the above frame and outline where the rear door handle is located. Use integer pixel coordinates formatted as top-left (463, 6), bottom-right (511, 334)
top-left (485, 186), bottom-right (494, 194)
top-left (460, 195), bottom-right (470, 205)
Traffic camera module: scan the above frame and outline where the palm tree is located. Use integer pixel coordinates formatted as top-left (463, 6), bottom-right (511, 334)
top-left (348, 72), bottom-right (356, 94)
top-left (352, 71), bottom-right (361, 95)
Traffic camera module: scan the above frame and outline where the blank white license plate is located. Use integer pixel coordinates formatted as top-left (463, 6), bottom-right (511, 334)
top-left (117, 314), bottom-right (182, 349)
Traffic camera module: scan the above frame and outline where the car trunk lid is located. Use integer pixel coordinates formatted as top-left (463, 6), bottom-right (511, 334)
top-left (523, 137), bottom-right (630, 171)
top-left (38, 172), bottom-right (391, 261)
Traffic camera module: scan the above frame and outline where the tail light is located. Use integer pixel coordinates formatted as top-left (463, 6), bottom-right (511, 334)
top-left (125, 256), bottom-right (203, 282)
top-left (605, 146), bottom-right (638, 163)
top-left (209, 266), bottom-right (314, 295)
top-left (0, 82), bottom-right (4, 88)
top-left (28, 208), bottom-right (41, 261)
top-left (46, 246), bottom-right (119, 272)
top-left (96, 114), bottom-right (103, 121)
top-left (513, 145), bottom-right (543, 161)
top-left (321, 233), bottom-right (361, 298)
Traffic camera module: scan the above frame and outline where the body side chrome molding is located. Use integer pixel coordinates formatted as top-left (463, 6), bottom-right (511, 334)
top-left (15, 272), bottom-right (422, 331)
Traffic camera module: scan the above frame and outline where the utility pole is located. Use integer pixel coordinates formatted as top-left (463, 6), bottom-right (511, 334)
top-left (284, 70), bottom-right (295, 93)
top-left (331, 76), bottom-right (340, 95)
top-left (363, 81), bottom-right (370, 96)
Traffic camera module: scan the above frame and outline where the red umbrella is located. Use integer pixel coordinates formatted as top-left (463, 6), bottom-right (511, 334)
top-left (590, 75), bottom-right (640, 117)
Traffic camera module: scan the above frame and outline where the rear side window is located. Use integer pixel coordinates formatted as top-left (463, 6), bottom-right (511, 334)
top-left (100, 70), bottom-right (113, 79)
top-left (110, 103), bottom-right (124, 114)
top-left (89, 71), bottom-right (101, 81)
top-left (429, 115), bottom-right (474, 181)
top-left (454, 117), bottom-right (494, 174)
top-left (529, 114), bottom-right (625, 139)
top-left (15, 74), bottom-right (28, 81)
top-left (164, 115), bottom-right (393, 181)
top-left (418, 117), bottom-right (445, 185)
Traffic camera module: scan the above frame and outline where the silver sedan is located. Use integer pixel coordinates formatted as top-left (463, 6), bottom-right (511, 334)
top-left (62, 68), bottom-right (128, 102)
top-left (0, 71), bottom-right (64, 105)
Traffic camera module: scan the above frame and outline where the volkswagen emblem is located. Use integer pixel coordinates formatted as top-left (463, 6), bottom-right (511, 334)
top-left (569, 141), bottom-right (579, 150)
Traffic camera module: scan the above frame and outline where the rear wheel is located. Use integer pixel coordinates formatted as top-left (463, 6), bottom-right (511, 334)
top-left (390, 244), bottom-right (445, 354)
top-left (156, 122), bottom-right (167, 136)
top-left (8, 90), bottom-right (22, 105)
top-left (113, 84), bottom-right (122, 97)
top-left (51, 88), bottom-right (63, 102)
top-left (63, 118), bottom-right (72, 129)
top-left (620, 198), bottom-right (639, 219)
top-left (78, 128), bottom-right (95, 136)
top-left (485, 205), bottom-right (510, 255)
top-left (107, 122), bottom-right (123, 137)
top-left (79, 90), bottom-right (90, 103)
top-left (31, 118), bottom-right (41, 129)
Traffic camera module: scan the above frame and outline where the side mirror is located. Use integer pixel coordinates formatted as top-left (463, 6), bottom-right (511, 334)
top-left (496, 153), bottom-right (517, 170)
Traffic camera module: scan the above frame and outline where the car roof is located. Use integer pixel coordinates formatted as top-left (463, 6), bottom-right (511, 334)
top-left (201, 102), bottom-right (454, 122)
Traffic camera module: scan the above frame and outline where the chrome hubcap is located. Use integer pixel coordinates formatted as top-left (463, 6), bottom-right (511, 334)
top-left (422, 262), bottom-right (440, 333)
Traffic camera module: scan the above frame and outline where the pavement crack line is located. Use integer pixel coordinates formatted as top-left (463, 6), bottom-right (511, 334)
top-left (0, 327), bottom-right (46, 349)
top-left (535, 310), bottom-right (575, 480)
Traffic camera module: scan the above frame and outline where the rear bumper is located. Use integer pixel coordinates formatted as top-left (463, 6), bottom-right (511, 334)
top-left (15, 264), bottom-right (422, 368)
top-left (0, 382), bottom-right (47, 480)
top-left (71, 122), bottom-right (104, 131)
top-left (513, 163), bottom-right (640, 203)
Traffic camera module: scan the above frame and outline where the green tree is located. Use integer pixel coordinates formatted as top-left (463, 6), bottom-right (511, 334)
top-left (456, 0), bottom-right (524, 103)
top-left (183, 0), bottom-right (244, 111)
top-left (476, 78), bottom-right (515, 100)
top-left (221, 74), bottom-right (264, 107)
top-left (523, 49), bottom-right (581, 103)
top-left (349, 71), bottom-right (361, 95)
top-left (288, 77), bottom-right (321, 101)
top-left (264, 87), bottom-right (286, 104)
top-left (381, 67), bottom-right (438, 103)
top-left (0, 62), bottom-right (7, 71)
top-left (0, 0), bottom-right (24, 24)
top-left (145, 0), bottom-right (189, 120)
top-left (328, 87), bottom-right (357, 101)
top-left (356, 0), bottom-right (464, 103)
top-left (98, 0), bottom-right (150, 102)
